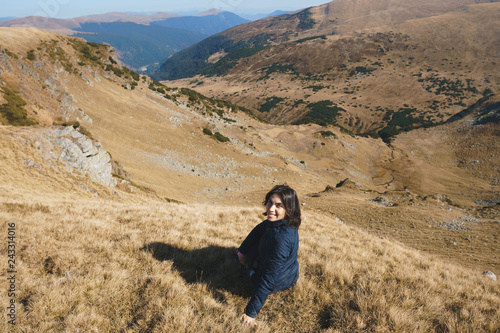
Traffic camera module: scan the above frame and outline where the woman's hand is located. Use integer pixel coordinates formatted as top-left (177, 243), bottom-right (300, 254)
top-left (241, 313), bottom-right (257, 326)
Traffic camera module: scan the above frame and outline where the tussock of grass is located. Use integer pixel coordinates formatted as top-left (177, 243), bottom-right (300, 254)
top-left (0, 198), bottom-right (498, 332)
top-left (0, 86), bottom-right (38, 126)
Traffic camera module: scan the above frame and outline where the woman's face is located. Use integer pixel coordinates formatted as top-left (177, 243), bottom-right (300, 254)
top-left (266, 194), bottom-right (287, 222)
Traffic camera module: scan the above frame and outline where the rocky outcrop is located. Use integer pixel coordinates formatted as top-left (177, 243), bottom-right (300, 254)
top-left (55, 126), bottom-right (117, 187)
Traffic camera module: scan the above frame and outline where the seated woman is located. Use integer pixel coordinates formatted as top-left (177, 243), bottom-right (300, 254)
top-left (237, 184), bottom-right (301, 326)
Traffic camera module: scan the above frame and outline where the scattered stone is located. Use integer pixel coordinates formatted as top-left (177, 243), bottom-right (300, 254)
top-left (424, 194), bottom-right (450, 203)
top-left (23, 159), bottom-right (41, 169)
top-left (438, 220), bottom-right (469, 231)
top-left (482, 271), bottom-right (497, 281)
top-left (368, 196), bottom-right (398, 207)
top-left (474, 199), bottom-right (500, 207)
top-left (458, 216), bottom-right (481, 223)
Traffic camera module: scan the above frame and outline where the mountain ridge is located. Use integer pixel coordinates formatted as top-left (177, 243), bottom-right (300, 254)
top-left (155, 0), bottom-right (499, 139)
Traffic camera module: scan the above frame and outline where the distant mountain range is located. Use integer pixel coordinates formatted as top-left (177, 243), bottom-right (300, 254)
top-left (74, 11), bottom-right (248, 71)
top-left (150, 11), bottom-right (248, 35)
top-left (0, 10), bottom-right (249, 72)
top-left (73, 23), bottom-right (207, 71)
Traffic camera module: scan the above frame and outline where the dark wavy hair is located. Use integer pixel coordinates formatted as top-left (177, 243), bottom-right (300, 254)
top-left (263, 184), bottom-right (301, 229)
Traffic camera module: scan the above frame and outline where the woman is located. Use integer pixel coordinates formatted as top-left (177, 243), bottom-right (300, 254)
top-left (237, 184), bottom-right (301, 326)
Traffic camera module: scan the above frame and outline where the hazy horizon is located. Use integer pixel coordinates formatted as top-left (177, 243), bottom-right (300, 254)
top-left (1, 0), bottom-right (329, 19)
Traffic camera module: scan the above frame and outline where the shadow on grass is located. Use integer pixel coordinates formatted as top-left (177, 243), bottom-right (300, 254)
top-left (142, 242), bottom-right (253, 299)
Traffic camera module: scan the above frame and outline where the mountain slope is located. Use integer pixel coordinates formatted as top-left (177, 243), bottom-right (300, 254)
top-left (154, 0), bottom-right (499, 139)
top-left (0, 26), bottom-right (498, 272)
top-left (0, 26), bottom-right (497, 206)
top-left (154, 0), bottom-right (496, 80)
top-left (0, 186), bottom-right (498, 332)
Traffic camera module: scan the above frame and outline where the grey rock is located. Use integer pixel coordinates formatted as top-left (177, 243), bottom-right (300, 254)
top-left (78, 138), bottom-right (99, 157)
top-left (103, 71), bottom-right (116, 81)
top-left (474, 199), bottom-right (500, 207)
top-left (81, 73), bottom-right (94, 87)
top-left (438, 220), bottom-right (468, 231)
top-left (61, 94), bottom-right (78, 113)
top-left (56, 126), bottom-right (116, 187)
top-left (459, 216), bottom-right (481, 223)
top-left (58, 126), bottom-right (75, 137)
top-left (368, 196), bottom-right (397, 207)
top-left (33, 60), bottom-right (43, 70)
top-left (44, 76), bottom-right (60, 97)
top-left (482, 271), bottom-right (497, 281)
top-left (426, 194), bottom-right (449, 201)
top-left (77, 109), bottom-right (93, 124)
top-left (70, 131), bottom-right (83, 139)
top-left (23, 159), bottom-right (41, 169)
top-left (0, 54), bottom-right (12, 72)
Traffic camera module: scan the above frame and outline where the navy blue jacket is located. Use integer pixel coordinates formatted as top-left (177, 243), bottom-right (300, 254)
top-left (239, 219), bottom-right (299, 318)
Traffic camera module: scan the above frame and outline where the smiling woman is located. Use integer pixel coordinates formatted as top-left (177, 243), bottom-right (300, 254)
top-left (236, 184), bottom-right (301, 326)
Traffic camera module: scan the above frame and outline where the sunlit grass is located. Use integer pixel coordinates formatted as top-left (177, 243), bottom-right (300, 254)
top-left (0, 197), bottom-right (498, 332)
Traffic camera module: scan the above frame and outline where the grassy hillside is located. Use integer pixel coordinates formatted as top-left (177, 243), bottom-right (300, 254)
top-left (159, 0), bottom-right (499, 139)
top-left (0, 27), bottom-right (498, 331)
top-left (0, 176), bottom-right (499, 331)
top-left (153, 0), bottom-right (495, 80)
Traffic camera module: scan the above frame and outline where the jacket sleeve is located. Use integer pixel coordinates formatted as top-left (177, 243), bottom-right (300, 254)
top-left (244, 232), bottom-right (290, 318)
top-left (238, 220), bottom-right (267, 255)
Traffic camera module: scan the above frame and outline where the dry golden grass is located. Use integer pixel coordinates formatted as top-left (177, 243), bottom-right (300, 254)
top-left (0, 194), bottom-right (498, 332)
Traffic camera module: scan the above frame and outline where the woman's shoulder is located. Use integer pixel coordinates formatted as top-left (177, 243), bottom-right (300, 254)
top-left (273, 223), bottom-right (298, 239)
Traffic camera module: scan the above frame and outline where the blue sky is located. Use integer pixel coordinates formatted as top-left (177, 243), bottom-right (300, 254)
top-left (1, 0), bottom-right (329, 19)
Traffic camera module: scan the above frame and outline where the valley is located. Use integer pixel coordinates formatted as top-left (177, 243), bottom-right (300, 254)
top-left (0, 0), bottom-right (498, 330)
top-left (0, 10), bottom-right (249, 72)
